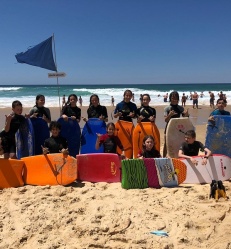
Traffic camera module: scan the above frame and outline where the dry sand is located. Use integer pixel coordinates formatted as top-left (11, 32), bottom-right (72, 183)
top-left (1, 104), bottom-right (231, 248)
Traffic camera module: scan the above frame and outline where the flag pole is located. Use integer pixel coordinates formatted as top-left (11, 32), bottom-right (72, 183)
top-left (52, 33), bottom-right (61, 113)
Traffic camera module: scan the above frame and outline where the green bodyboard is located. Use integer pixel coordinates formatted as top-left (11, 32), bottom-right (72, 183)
top-left (121, 159), bottom-right (148, 189)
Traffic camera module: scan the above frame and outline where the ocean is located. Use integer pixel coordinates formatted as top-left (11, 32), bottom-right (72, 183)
top-left (0, 83), bottom-right (231, 108)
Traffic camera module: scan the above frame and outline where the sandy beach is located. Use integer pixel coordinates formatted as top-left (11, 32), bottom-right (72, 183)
top-left (1, 104), bottom-right (231, 248)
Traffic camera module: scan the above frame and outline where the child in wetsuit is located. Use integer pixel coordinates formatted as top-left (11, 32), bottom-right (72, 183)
top-left (178, 130), bottom-right (212, 165)
top-left (83, 94), bottom-right (108, 122)
top-left (95, 122), bottom-right (125, 156)
top-left (42, 121), bottom-right (68, 155)
top-left (1, 100), bottom-right (26, 159)
top-left (138, 135), bottom-right (161, 158)
top-left (61, 94), bottom-right (81, 122)
top-left (163, 91), bottom-right (189, 157)
top-left (114, 89), bottom-right (137, 122)
top-left (29, 94), bottom-right (51, 123)
top-left (136, 94), bottom-right (156, 123)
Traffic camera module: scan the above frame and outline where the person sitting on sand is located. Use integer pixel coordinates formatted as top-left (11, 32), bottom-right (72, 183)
top-left (61, 94), bottom-right (81, 123)
top-left (42, 121), bottom-right (68, 155)
top-left (29, 94), bottom-right (51, 123)
top-left (163, 91), bottom-right (189, 157)
top-left (83, 94), bottom-right (108, 122)
top-left (208, 99), bottom-right (230, 123)
top-left (114, 89), bottom-right (137, 122)
top-left (95, 122), bottom-right (125, 157)
top-left (178, 130), bottom-right (212, 165)
top-left (136, 94), bottom-right (156, 123)
top-left (138, 135), bottom-right (161, 158)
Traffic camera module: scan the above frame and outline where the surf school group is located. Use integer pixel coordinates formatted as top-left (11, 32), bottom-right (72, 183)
top-left (0, 88), bottom-right (229, 163)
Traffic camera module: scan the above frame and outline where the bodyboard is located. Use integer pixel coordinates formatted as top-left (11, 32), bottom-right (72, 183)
top-left (58, 117), bottom-right (81, 157)
top-left (166, 118), bottom-right (194, 158)
top-left (133, 122), bottom-right (160, 158)
top-left (171, 158), bottom-right (187, 184)
top-left (154, 158), bottom-right (178, 187)
top-left (16, 118), bottom-right (34, 159)
top-left (30, 117), bottom-right (50, 155)
top-left (77, 153), bottom-right (121, 182)
top-left (22, 154), bottom-right (77, 186)
top-left (115, 120), bottom-right (134, 159)
top-left (143, 158), bottom-right (160, 188)
top-left (121, 159), bottom-right (148, 189)
top-left (0, 159), bottom-right (24, 189)
top-left (180, 154), bottom-right (231, 184)
top-left (205, 115), bottom-right (231, 158)
top-left (80, 118), bottom-right (106, 154)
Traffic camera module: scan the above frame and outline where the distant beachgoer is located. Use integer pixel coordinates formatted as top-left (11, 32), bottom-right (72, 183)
top-left (136, 94), bottom-right (156, 123)
top-left (209, 91), bottom-right (215, 109)
top-left (181, 93), bottom-right (187, 107)
top-left (114, 90), bottom-right (137, 123)
top-left (62, 95), bottom-right (66, 107)
top-left (29, 94), bottom-right (51, 123)
top-left (1, 100), bottom-right (26, 159)
top-left (200, 92), bottom-right (204, 98)
top-left (163, 91), bottom-right (189, 157)
top-left (163, 93), bottom-right (168, 102)
top-left (79, 96), bottom-right (82, 107)
top-left (137, 135), bottom-right (161, 159)
top-left (95, 122), bottom-right (125, 156)
top-left (219, 91), bottom-right (224, 100)
top-left (83, 94), bottom-right (108, 122)
top-left (139, 94), bottom-right (143, 105)
top-left (189, 92), bottom-right (192, 100)
top-left (192, 91), bottom-right (199, 109)
top-left (61, 94), bottom-right (81, 123)
top-left (132, 93), bottom-right (135, 102)
top-left (111, 96), bottom-right (115, 107)
top-left (42, 121), bottom-right (68, 155)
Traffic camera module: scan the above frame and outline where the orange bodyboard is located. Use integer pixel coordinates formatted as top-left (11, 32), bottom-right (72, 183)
top-left (0, 159), bottom-right (24, 189)
top-left (133, 122), bottom-right (160, 158)
top-left (172, 158), bottom-right (187, 184)
top-left (22, 154), bottom-right (77, 186)
top-left (115, 120), bottom-right (134, 159)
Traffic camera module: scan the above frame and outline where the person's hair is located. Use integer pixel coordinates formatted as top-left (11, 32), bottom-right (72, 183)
top-left (12, 100), bottom-right (22, 108)
top-left (35, 94), bottom-right (45, 105)
top-left (142, 135), bottom-right (155, 151)
top-left (169, 91), bottom-right (179, 101)
top-left (185, 130), bottom-right (196, 138)
top-left (217, 98), bottom-right (227, 104)
top-left (49, 121), bottom-right (61, 131)
top-left (89, 94), bottom-right (100, 106)
top-left (106, 122), bottom-right (115, 130)
top-left (123, 90), bottom-right (133, 97)
top-left (142, 94), bottom-right (151, 101)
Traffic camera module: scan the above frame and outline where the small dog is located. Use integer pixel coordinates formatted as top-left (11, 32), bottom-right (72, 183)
top-left (210, 180), bottom-right (228, 202)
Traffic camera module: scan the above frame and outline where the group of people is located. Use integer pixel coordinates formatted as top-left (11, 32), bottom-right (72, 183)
top-left (0, 89), bottom-right (229, 165)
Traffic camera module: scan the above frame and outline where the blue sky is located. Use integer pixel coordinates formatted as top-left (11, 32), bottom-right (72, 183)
top-left (0, 0), bottom-right (231, 85)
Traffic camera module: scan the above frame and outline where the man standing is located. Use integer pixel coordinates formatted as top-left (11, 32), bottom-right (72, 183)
top-left (209, 91), bottom-right (215, 109)
top-left (192, 91), bottom-right (199, 109)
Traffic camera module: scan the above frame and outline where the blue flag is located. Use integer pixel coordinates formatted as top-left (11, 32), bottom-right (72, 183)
top-left (15, 36), bottom-right (57, 71)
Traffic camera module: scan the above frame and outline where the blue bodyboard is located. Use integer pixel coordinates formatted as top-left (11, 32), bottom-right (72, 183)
top-left (154, 158), bottom-right (178, 187)
top-left (30, 118), bottom-right (50, 155)
top-left (57, 117), bottom-right (81, 157)
top-left (81, 118), bottom-right (106, 154)
top-left (16, 118), bottom-right (34, 159)
top-left (205, 115), bottom-right (231, 157)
